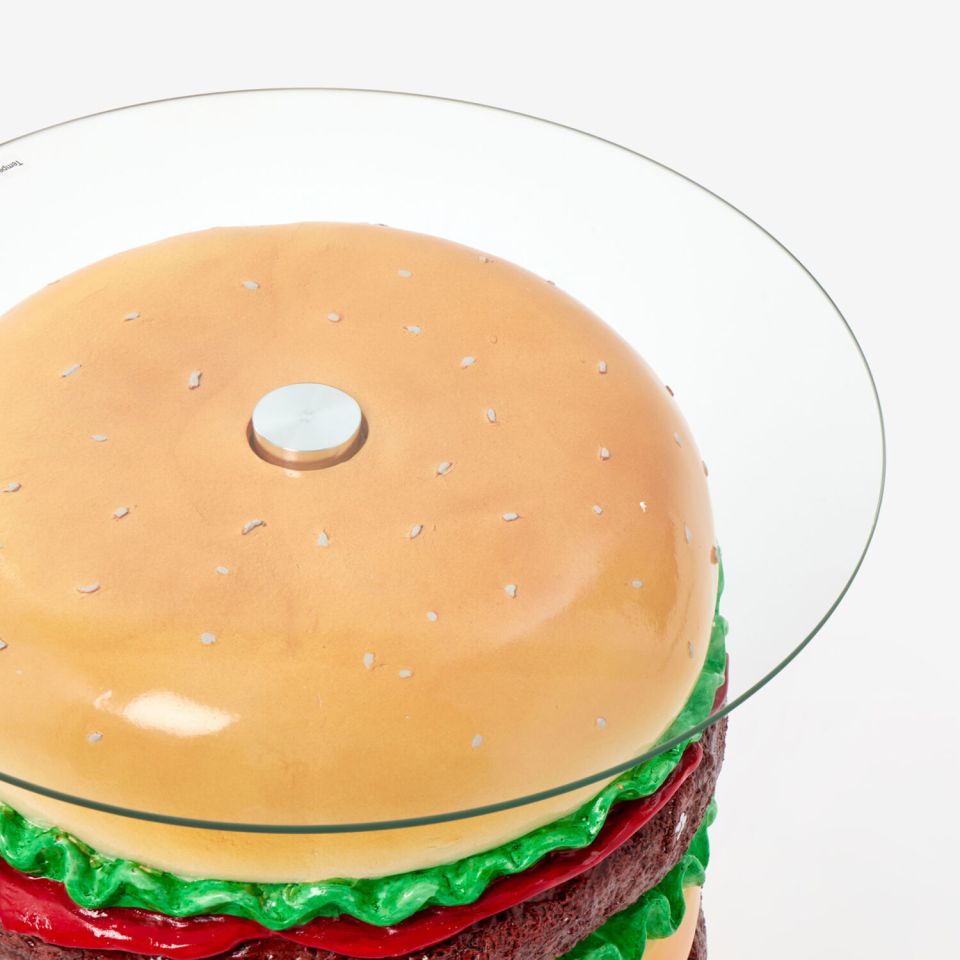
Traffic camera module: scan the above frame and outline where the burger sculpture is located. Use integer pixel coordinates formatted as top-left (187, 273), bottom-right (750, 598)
top-left (0, 223), bottom-right (728, 960)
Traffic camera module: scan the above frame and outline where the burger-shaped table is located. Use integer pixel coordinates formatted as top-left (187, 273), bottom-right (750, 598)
top-left (0, 92), bottom-right (884, 960)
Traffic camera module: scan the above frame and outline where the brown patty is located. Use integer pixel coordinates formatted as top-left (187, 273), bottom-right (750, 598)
top-left (0, 717), bottom-right (725, 960)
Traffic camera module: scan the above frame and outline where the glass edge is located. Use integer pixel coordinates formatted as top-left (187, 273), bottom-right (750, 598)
top-left (0, 86), bottom-right (888, 833)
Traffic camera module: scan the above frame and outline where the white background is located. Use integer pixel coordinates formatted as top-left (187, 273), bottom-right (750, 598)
top-left (1, 2), bottom-right (957, 956)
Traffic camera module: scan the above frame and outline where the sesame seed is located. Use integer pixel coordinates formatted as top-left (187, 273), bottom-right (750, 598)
top-left (702, 460), bottom-right (709, 476)
top-left (113, 507), bottom-right (129, 520)
top-left (409, 523), bottom-right (423, 539)
top-left (684, 524), bottom-right (693, 544)
top-left (404, 324), bottom-right (422, 335)
top-left (0, 639), bottom-right (7, 651)
top-left (673, 431), bottom-right (682, 446)
top-left (596, 717), bottom-right (607, 730)
top-left (2, 482), bottom-right (21, 494)
top-left (426, 610), bottom-right (438, 622)
top-left (91, 434), bottom-right (109, 443)
top-left (666, 385), bottom-right (675, 396)
top-left (61, 363), bottom-right (81, 378)
top-left (242, 280), bottom-right (260, 290)
top-left (505, 583), bottom-right (518, 598)
top-left (593, 504), bottom-right (603, 515)
top-left (88, 731), bottom-right (103, 744)
top-left (471, 734), bottom-right (484, 749)
top-left (201, 632), bottom-right (217, 645)
top-left (710, 546), bottom-right (719, 565)
top-left (216, 565), bottom-right (230, 575)
top-left (631, 579), bottom-right (643, 589)
top-left (398, 668), bottom-right (413, 678)
top-left (436, 461), bottom-right (454, 476)
top-left (241, 519), bottom-right (266, 535)
top-left (598, 360), bottom-right (607, 374)
top-left (327, 312), bottom-right (342, 323)
top-left (688, 640), bottom-right (695, 657)
top-left (461, 356), bottom-right (477, 368)
top-left (599, 446), bottom-right (610, 461)
top-left (639, 501), bottom-right (648, 512)
top-left (363, 652), bottom-right (375, 670)
top-left (188, 370), bottom-right (203, 390)
top-left (479, 255), bottom-right (491, 263)
top-left (398, 269), bottom-right (413, 278)
top-left (502, 511), bottom-right (520, 522)
top-left (486, 408), bottom-right (497, 423)
top-left (317, 530), bottom-right (331, 547)
top-left (76, 583), bottom-right (100, 594)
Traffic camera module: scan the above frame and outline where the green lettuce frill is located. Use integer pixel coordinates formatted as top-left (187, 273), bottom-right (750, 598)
top-left (0, 561), bottom-right (727, 932)
top-left (560, 799), bottom-right (716, 960)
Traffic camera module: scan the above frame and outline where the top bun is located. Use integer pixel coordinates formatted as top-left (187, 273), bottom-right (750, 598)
top-left (0, 223), bottom-right (717, 881)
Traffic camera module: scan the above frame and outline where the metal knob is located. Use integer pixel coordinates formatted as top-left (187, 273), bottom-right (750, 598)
top-left (250, 383), bottom-right (365, 469)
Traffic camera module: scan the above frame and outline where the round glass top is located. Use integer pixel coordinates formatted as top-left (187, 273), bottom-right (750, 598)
top-left (0, 89), bottom-right (884, 833)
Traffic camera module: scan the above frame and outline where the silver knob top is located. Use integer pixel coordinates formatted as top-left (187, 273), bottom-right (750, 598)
top-left (250, 383), bottom-right (364, 469)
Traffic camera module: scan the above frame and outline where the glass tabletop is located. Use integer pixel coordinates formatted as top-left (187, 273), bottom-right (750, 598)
top-left (0, 89), bottom-right (884, 833)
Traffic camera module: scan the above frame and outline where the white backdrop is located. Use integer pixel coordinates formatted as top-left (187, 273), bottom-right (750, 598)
top-left (2, 2), bottom-right (957, 956)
